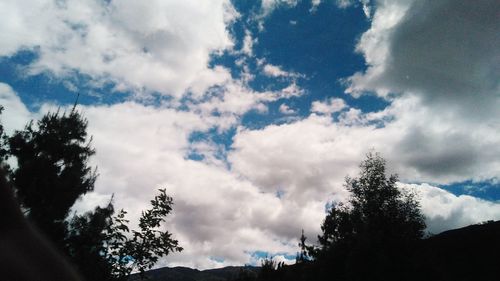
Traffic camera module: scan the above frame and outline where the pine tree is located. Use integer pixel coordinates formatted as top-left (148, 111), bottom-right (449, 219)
top-left (8, 109), bottom-right (96, 246)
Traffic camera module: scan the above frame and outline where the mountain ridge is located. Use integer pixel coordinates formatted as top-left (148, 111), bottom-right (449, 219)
top-left (131, 221), bottom-right (500, 281)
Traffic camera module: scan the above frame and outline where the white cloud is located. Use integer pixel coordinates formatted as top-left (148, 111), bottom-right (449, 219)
top-left (0, 0), bottom-right (306, 123)
top-left (263, 64), bottom-right (288, 77)
top-left (1, 84), bottom-right (317, 269)
top-left (262, 63), bottom-right (302, 79)
top-left (310, 0), bottom-right (321, 13)
top-left (0, 0), bottom-right (238, 98)
top-left (337, 0), bottom-right (500, 184)
top-left (330, 0), bottom-right (372, 18)
top-left (256, 0), bottom-right (299, 30)
top-left (336, 0), bottom-right (354, 9)
top-left (241, 29), bottom-right (256, 57)
top-left (260, 0), bottom-right (299, 18)
top-left (278, 82), bottom-right (304, 98)
top-left (2, 84), bottom-right (500, 270)
top-left (232, 94), bottom-right (500, 189)
top-left (230, 106), bottom-right (500, 231)
top-left (2, 0), bottom-right (499, 270)
top-left (279, 104), bottom-right (295, 115)
top-left (401, 183), bottom-right (500, 234)
top-left (311, 98), bottom-right (346, 115)
top-left (82, 103), bottom-right (311, 268)
top-left (0, 83), bottom-right (32, 134)
top-left (185, 79), bottom-right (304, 131)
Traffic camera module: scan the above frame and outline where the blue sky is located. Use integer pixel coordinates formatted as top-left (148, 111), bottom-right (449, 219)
top-left (1, 0), bottom-right (499, 269)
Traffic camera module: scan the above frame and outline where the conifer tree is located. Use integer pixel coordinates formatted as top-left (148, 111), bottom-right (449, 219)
top-left (8, 109), bottom-right (96, 246)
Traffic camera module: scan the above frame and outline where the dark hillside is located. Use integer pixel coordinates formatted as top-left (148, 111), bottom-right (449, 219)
top-left (132, 221), bottom-right (500, 281)
top-left (415, 221), bottom-right (500, 281)
top-left (129, 266), bottom-right (259, 281)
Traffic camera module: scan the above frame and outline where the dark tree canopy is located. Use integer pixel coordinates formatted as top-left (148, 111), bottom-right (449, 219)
top-left (9, 109), bottom-right (96, 245)
top-left (0, 106), bottom-right (8, 163)
top-left (3, 106), bottom-right (182, 281)
top-left (313, 152), bottom-right (426, 281)
top-left (66, 189), bottom-right (183, 281)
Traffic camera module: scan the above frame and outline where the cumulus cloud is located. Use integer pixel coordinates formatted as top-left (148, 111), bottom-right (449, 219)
top-left (231, 94), bottom-right (500, 191)
top-left (332, 0), bottom-right (371, 17)
top-left (186, 80), bottom-right (304, 130)
top-left (83, 103), bottom-right (315, 268)
top-left (346, 0), bottom-right (500, 118)
top-left (230, 108), bottom-right (500, 232)
top-left (310, 0), bottom-right (321, 12)
top-left (311, 98), bottom-right (346, 115)
top-left (259, 0), bottom-right (299, 19)
top-left (2, 0), bottom-right (499, 270)
top-left (0, 0), bottom-right (237, 97)
top-left (1, 84), bottom-right (317, 269)
top-left (262, 63), bottom-right (302, 79)
top-left (334, 0), bottom-right (500, 184)
top-left (255, 0), bottom-right (299, 30)
top-left (0, 0), bottom-right (306, 123)
top-left (0, 83), bottom-right (32, 133)
top-left (241, 29), bottom-right (256, 57)
top-left (2, 83), bottom-right (500, 269)
top-left (279, 104), bottom-right (295, 115)
top-left (402, 183), bottom-right (500, 233)
top-left (230, 104), bottom-right (500, 233)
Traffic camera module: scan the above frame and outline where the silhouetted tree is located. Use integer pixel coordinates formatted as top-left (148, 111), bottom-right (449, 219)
top-left (8, 109), bottom-right (96, 246)
top-left (296, 230), bottom-right (309, 264)
top-left (65, 201), bottom-right (117, 281)
top-left (114, 189), bottom-right (183, 278)
top-left (5, 107), bottom-right (182, 280)
top-left (0, 106), bottom-right (9, 164)
top-left (313, 152), bottom-right (426, 281)
top-left (66, 189), bottom-right (183, 280)
top-left (259, 257), bottom-right (278, 281)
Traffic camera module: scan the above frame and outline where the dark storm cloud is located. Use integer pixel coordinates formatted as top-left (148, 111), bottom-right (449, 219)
top-left (387, 0), bottom-right (500, 116)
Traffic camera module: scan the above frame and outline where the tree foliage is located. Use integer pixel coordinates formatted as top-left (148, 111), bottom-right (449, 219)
top-left (0, 106), bottom-right (9, 163)
top-left (3, 106), bottom-right (182, 280)
top-left (66, 189), bottom-right (183, 280)
top-left (295, 229), bottom-right (309, 264)
top-left (8, 109), bottom-right (96, 245)
top-left (313, 152), bottom-right (426, 280)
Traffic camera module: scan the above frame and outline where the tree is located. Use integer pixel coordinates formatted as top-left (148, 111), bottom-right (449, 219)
top-left (0, 106), bottom-right (9, 163)
top-left (65, 189), bottom-right (183, 280)
top-left (111, 189), bottom-right (183, 278)
top-left (8, 109), bottom-right (96, 246)
top-left (314, 152), bottom-right (426, 281)
top-left (296, 230), bottom-right (309, 264)
top-left (259, 257), bottom-right (279, 281)
top-left (6, 107), bottom-right (182, 280)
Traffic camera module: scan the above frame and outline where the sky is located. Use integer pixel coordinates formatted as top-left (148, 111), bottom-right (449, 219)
top-left (0, 0), bottom-right (499, 269)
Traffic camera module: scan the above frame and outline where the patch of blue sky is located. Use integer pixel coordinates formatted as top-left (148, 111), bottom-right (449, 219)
top-left (275, 189), bottom-right (286, 199)
top-left (0, 50), bottom-right (130, 110)
top-left (211, 0), bottom-right (390, 131)
top-left (251, 1), bottom-right (389, 113)
top-left (187, 127), bottom-right (237, 164)
top-left (209, 256), bottom-right (225, 264)
top-left (439, 180), bottom-right (500, 202)
top-left (248, 250), bottom-right (296, 263)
